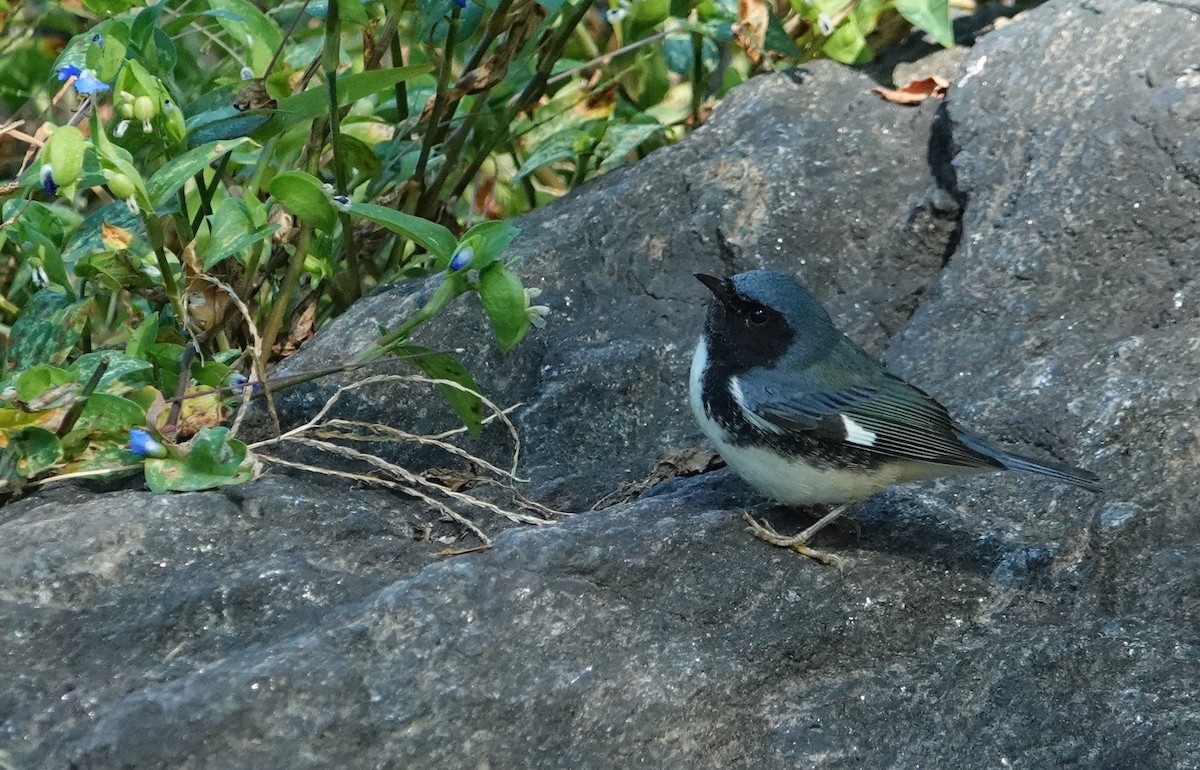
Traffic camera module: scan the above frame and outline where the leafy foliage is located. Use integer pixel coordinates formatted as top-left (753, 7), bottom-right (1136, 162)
top-left (0, 0), bottom-right (952, 495)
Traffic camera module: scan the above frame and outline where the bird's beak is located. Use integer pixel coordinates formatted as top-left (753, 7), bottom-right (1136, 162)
top-left (694, 273), bottom-right (736, 305)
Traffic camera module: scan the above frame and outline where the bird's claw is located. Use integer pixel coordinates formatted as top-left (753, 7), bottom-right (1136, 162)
top-left (741, 512), bottom-right (845, 570)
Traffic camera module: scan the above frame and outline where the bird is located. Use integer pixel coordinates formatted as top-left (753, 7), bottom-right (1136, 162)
top-left (689, 269), bottom-right (1101, 564)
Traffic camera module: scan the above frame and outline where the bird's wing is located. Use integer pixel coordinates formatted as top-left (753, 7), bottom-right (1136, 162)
top-left (743, 371), bottom-right (1002, 469)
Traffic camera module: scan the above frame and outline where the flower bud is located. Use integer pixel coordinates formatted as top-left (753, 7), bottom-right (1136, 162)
top-left (133, 95), bottom-right (156, 123)
top-left (104, 170), bottom-right (137, 200)
top-left (43, 125), bottom-right (85, 189)
top-left (449, 246), bottom-right (474, 271)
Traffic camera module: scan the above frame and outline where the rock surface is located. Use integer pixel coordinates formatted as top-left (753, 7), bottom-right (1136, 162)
top-left (4, 1), bottom-right (1200, 767)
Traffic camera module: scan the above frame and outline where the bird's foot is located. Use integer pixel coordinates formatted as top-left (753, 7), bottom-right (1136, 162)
top-left (741, 504), bottom-right (852, 569)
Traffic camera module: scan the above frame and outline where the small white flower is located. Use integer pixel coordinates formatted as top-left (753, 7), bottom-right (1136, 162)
top-left (817, 13), bottom-right (836, 36)
top-left (125, 196), bottom-right (140, 215)
top-left (240, 67), bottom-right (254, 80)
top-left (32, 265), bottom-right (49, 287)
top-left (526, 304), bottom-right (550, 328)
top-left (605, 7), bottom-right (627, 24)
top-left (115, 120), bottom-right (130, 138)
top-left (523, 287), bottom-right (549, 328)
top-left (142, 120), bottom-right (153, 133)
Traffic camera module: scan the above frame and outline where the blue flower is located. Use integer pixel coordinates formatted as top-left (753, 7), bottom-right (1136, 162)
top-left (452, 0), bottom-right (466, 7)
top-left (128, 428), bottom-right (168, 458)
top-left (228, 373), bottom-right (262, 395)
top-left (449, 246), bottom-right (474, 271)
top-left (40, 165), bottom-right (58, 197)
top-left (72, 69), bottom-right (110, 96)
top-left (57, 64), bottom-right (81, 81)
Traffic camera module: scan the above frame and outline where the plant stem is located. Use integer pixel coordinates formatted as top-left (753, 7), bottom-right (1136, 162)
top-left (190, 151), bottom-right (231, 236)
top-left (174, 188), bottom-right (195, 245)
top-left (324, 0), bottom-right (362, 300)
top-left (143, 213), bottom-right (184, 322)
top-left (690, 30), bottom-right (704, 128)
top-left (259, 224), bottom-right (313, 371)
top-left (449, 0), bottom-right (593, 202)
top-left (420, 92), bottom-right (488, 214)
top-left (545, 29), bottom-right (669, 87)
top-left (57, 355), bottom-right (108, 436)
top-left (413, 5), bottom-right (461, 186)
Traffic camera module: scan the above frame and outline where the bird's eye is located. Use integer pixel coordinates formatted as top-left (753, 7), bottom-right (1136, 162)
top-left (747, 308), bottom-right (769, 326)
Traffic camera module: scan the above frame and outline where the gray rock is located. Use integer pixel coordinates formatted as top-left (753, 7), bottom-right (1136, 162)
top-left (3, 0), bottom-right (1200, 767)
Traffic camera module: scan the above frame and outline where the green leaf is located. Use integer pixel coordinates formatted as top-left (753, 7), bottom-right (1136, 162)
top-left (59, 201), bottom-right (146, 273)
top-left (206, 197), bottom-right (276, 268)
top-left (72, 393), bottom-right (146, 434)
top-left (514, 125), bottom-right (585, 182)
top-left (820, 12), bottom-right (870, 64)
top-left (269, 66), bottom-right (432, 130)
top-left (394, 345), bottom-right (484, 438)
top-left (143, 426), bottom-right (253, 492)
top-left (13, 364), bottom-right (77, 402)
top-left (268, 171), bottom-right (338, 232)
top-left (193, 360), bottom-right (232, 388)
top-left (207, 0), bottom-right (283, 74)
top-left (334, 133), bottom-right (381, 177)
top-left (598, 123), bottom-right (665, 171)
top-left (477, 263), bottom-right (531, 354)
top-left (208, 224), bottom-right (277, 269)
top-left (184, 82), bottom-right (273, 144)
top-left (146, 138), bottom-right (253, 210)
top-left (5, 290), bottom-right (94, 372)
top-left (74, 249), bottom-right (156, 292)
top-left (6, 427), bottom-right (63, 479)
top-left (8, 201), bottom-right (65, 247)
top-left (125, 314), bottom-right (159, 361)
top-left (58, 440), bottom-right (142, 476)
top-left (146, 341), bottom-right (186, 392)
top-left (450, 220), bottom-right (520, 271)
top-left (336, 0), bottom-right (370, 25)
top-left (346, 202), bottom-right (456, 259)
top-left (893, 0), bottom-right (953, 48)
top-left (81, 0), bottom-right (140, 17)
top-left (764, 9), bottom-right (802, 58)
top-left (70, 352), bottom-right (153, 392)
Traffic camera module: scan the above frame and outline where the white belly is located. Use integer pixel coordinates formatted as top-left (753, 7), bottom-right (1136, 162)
top-left (689, 337), bottom-right (899, 505)
top-left (707, 438), bottom-right (899, 505)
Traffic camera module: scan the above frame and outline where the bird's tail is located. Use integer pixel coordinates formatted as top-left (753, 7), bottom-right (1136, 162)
top-left (955, 429), bottom-right (1102, 493)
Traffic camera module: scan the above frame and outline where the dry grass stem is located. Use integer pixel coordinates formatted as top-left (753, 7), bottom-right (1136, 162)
top-left (246, 373), bottom-right (565, 542)
top-left (256, 453), bottom-right (493, 545)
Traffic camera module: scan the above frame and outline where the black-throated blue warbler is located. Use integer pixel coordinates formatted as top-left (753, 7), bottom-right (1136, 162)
top-left (690, 270), bottom-right (1101, 563)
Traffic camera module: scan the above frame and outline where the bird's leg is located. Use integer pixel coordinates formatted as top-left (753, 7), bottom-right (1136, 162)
top-left (742, 504), bottom-right (852, 567)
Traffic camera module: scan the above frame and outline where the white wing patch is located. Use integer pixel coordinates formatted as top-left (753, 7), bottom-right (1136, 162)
top-left (730, 377), bottom-right (785, 435)
top-left (841, 414), bottom-right (877, 447)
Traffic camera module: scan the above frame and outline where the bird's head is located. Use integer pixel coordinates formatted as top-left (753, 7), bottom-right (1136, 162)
top-left (695, 270), bottom-right (837, 372)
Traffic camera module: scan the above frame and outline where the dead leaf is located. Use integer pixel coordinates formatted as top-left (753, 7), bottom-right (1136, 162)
top-left (232, 79), bottom-right (276, 112)
top-left (591, 446), bottom-right (725, 510)
top-left (272, 294), bottom-right (316, 357)
top-left (731, 0), bottom-right (773, 69)
top-left (100, 222), bottom-right (134, 251)
top-left (179, 238), bottom-right (202, 276)
top-left (154, 387), bottom-right (226, 439)
top-left (450, 4), bottom-right (546, 99)
top-left (871, 76), bottom-right (950, 105)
